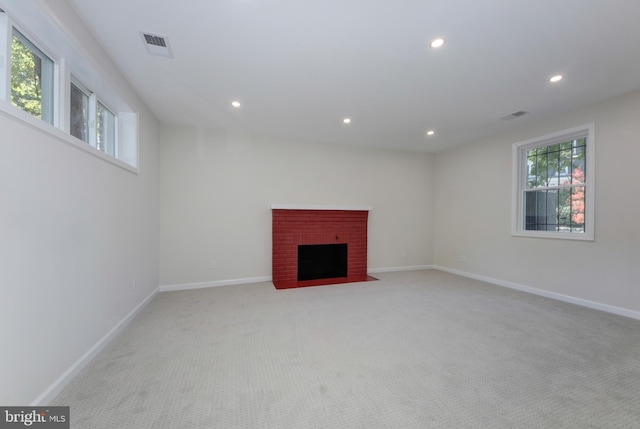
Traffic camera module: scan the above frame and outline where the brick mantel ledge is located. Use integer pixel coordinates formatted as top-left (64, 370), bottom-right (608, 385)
top-left (270, 204), bottom-right (372, 211)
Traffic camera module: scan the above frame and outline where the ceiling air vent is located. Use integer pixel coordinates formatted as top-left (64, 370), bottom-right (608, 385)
top-left (140, 32), bottom-right (173, 58)
top-left (500, 110), bottom-right (528, 121)
top-left (144, 34), bottom-right (166, 47)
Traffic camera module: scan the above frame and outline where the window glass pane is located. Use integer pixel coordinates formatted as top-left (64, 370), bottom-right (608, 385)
top-left (558, 188), bottom-right (571, 228)
top-left (558, 148), bottom-right (572, 185)
top-left (10, 30), bottom-right (54, 124)
top-left (571, 164), bottom-right (585, 185)
top-left (97, 102), bottom-right (116, 156)
top-left (526, 155), bottom-right (536, 188)
top-left (570, 186), bottom-right (585, 232)
top-left (70, 83), bottom-right (89, 142)
top-left (547, 150), bottom-right (559, 186)
top-left (547, 143), bottom-right (561, 154)
top-left (571, 140), bottom-right (586, 184)
top-left (524, 189), bottom-right (559, 231)
top-left (527, 148), bottom-right (548, 188)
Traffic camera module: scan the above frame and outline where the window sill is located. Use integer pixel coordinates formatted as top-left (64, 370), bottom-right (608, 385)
top-left (0, 100), bottom-right (138, 174)
top-left (511, 230), bottom-right (594, 241)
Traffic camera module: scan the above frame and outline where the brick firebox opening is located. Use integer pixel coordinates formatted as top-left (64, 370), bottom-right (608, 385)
top-left (271, 205), bottom-right (373, 289)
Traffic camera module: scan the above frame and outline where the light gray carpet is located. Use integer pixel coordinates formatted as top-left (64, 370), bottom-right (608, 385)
top-left (53, 270), bottom-right (640, 428)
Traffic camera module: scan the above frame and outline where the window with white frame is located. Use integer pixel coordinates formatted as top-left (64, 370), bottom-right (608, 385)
top-left (10, 28), bottom-right (54, 124)
top-left (512, 124), bottom-right (595, 240)
top-left (70, 79), bottom-right (118, 157)
top-left (0, 2), bottom-right (138, 169)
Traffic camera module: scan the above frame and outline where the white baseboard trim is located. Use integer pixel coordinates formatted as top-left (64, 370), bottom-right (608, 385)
top-left (159, 276), bottom-right (272, 292)
top-left (32, 287), bottom-right (159, 406)
top-left (368, 265), bottom-right (434, 274)
top-left (433, 265), bottom-right (640, 320)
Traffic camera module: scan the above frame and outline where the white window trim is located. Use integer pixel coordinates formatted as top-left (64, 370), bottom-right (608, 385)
top-left (0, 10), bottom-right (9, 101)
top-left (511, 123), bottom-right (595, 241)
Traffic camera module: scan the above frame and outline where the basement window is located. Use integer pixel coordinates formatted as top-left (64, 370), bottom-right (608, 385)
top-left (512, 124), bottom-right (595, 241)
top-left (71, 79), bottom-right (118, 157)
top-left (0, 3), bottom-right (138, 171)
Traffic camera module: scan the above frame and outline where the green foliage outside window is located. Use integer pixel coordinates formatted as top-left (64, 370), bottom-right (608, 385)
top-left (10, 35), bottom-right (43, 119)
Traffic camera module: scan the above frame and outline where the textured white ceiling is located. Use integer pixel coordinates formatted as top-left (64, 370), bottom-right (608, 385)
top-left (67, 0), bottom-right (640, 152)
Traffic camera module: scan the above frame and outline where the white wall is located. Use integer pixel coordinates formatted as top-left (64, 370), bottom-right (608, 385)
top-left (0, 5), bottom-right (159, 404)
top-left (159, 126), bottom-right (433, 286)
top-left (433, 89), bottom-right (640, 315)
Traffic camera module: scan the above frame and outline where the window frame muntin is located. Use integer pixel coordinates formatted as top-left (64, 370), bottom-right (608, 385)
top-left (512, 123), bottom-right (595, 241)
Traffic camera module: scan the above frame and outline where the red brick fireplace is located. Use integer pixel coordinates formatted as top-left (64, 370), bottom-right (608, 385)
top-left (271, 205), bottom-right (372, 289)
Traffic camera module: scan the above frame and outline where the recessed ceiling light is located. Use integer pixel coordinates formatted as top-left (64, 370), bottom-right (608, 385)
top-left (430, 38), bottom-right (445, 48)
top-left (426, 130), bottom-right (435, 136)
top-left (549, 75), bottom-right (563, 83)
top-left (231, 101), bottom-right (241, 107)
top-left (343, 118), bottom-right (351, 124)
